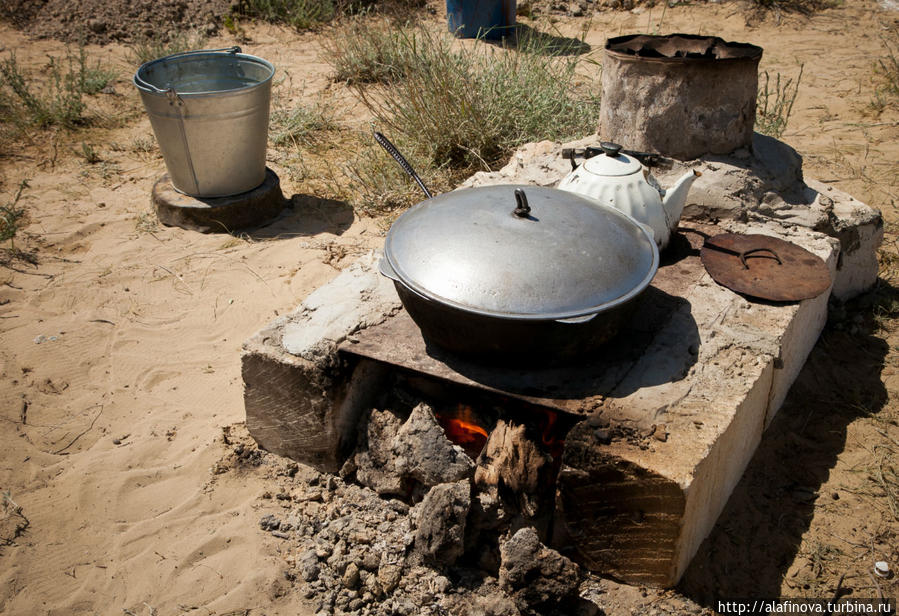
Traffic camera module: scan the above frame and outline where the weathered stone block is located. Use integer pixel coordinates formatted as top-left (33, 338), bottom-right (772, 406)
top-left (413, 480), bottom-right (471, 566)
top-left (241, 254), bottom-right (400, 472)
top-left (556, 221), bottom-right (838, 587)
top-left (499, 526), bottom-right (580, 607)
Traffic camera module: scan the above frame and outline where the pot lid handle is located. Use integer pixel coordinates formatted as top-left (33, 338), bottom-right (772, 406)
top-left (513, 189), bottom-right (531, 218)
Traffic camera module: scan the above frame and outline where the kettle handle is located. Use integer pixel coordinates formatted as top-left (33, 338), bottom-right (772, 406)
top-left (562, 145), bottom-right (663, 169)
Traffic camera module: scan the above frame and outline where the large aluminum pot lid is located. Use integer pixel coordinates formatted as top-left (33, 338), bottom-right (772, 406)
top-left (383, 185), bottom-right (659, 321)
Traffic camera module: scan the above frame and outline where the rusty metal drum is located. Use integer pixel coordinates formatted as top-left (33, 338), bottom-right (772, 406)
top-left (599, 34), bottom-right (763, 160)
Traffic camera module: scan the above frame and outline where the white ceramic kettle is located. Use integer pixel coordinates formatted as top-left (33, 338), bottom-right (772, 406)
top-left (557, 142), bottom-right (701, 250)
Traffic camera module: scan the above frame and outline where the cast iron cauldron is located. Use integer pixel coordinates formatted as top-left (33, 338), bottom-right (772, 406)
top-left (378, 184), bottom-right (659, 363)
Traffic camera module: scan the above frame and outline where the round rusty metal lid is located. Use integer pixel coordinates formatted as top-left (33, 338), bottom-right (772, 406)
top-left (700, 233), bottom-right (831, 302)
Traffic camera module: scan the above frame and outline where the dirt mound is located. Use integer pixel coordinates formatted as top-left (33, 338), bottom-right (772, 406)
top-left (0, 0), bottom-right (234, 44)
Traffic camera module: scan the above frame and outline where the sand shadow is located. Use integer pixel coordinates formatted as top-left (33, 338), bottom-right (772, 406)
top-left (678, 282), bottom-right (894, 605)
top-left (241, 193), bottom-right (355, 240)
top-left (485, 24), bottom-right (591, 56)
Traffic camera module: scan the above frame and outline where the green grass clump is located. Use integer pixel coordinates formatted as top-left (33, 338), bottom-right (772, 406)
top-left (1, 180), bottom-right (28, 251)
top-left (756, 66), bottom-right (803, 139)
top-left (342, 26), bottom-right (600, 170)
top-left (0, 45), bottom-right (116, 132)
top-left (74, 46), bottom-right (117, 94)
top-left (1, 53), bottom-right (84, 129)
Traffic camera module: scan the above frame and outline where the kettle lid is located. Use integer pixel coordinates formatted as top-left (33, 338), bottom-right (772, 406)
top-left (582, 142), bottom-right (643, 176)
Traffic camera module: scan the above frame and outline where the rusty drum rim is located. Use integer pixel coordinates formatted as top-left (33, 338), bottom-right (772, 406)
top-left (605, 33), bottom-right (763, 65)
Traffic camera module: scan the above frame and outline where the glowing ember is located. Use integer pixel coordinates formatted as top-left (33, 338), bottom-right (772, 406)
top-left (436, 405), bottom-right (489, 459)
top-left (436, 404), bottom-right (567, 461)
top-left (536, 409), bottom-right (565, 464)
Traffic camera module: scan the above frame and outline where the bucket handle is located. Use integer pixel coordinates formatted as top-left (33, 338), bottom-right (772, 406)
top-left (133, 46), bottom-right (243, 96)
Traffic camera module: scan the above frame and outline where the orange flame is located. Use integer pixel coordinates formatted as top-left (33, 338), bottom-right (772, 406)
top-left (444, 417), bottom-right (488, 442)
top-left (436, 404), bottom-right (566, 461)
top-left (436, 404), bottom-right (489, 458)
top-left (540, 409), bottom-right (557, 447)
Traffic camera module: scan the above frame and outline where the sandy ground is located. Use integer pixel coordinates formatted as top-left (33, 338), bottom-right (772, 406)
top-left (1, 1), bottom-right (898, 614)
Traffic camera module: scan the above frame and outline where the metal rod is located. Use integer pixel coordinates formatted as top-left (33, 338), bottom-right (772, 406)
top-left (372, 130), bottom-right (433, 200)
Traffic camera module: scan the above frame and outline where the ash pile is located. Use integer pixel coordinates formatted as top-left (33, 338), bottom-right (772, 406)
top-left (258, 400), bottom-right (604, 616)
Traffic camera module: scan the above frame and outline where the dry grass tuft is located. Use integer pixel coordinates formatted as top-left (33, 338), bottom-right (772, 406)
top-left (756, 66), bottom-right (803, 139)
top-left (270, 101), bottom-right (337, 148)
top-left (356, 27), bottom-right (599, 167)
top-left (323, 22), bottom-right (599, 214)
top-left (0, 179), bottom-right (29, 252)
top-left (322, 20), bottom-right (422, 84)
top-left (751, 0), bottom-right (837, 15)
top-left (234, 0), bottom-right (426, 30)
top-left (871, 25), bottom-right (899, 114)
top-left (0, 45), bottom-right (116, 151)
top-left (235, 0), bottom-right (338, 29)
top-left (342, 133), bottom-right (459, 216)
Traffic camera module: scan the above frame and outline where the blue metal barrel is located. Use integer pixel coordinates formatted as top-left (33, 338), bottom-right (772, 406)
top-left (446, 0), bottom-right (516, 40)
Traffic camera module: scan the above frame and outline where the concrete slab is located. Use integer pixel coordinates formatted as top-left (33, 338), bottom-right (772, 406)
top-left (152, 167), bottom-right (286, 233)
top-left (554, 221), bottom-right (837, 587)
top-left (241, 134), bottom-right (880, 586)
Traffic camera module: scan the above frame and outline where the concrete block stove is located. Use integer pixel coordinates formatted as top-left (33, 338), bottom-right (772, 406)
top-left (241, 136), bottom-right (881, 588)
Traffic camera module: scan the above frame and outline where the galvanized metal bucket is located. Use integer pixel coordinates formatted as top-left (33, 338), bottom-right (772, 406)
top-left (134, 47), bottom-right (275, 198)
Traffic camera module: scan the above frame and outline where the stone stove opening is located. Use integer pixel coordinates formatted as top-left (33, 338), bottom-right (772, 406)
top-left (333, 368), bottom-right (587, 597)
top-left (393, 371), bottom-right (573, 456)
top-left (351, 371), bottom-right (578, 498)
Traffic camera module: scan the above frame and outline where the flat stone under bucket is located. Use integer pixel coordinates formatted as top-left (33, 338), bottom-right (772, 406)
top-left (152, 167), bottom-right (285, 233)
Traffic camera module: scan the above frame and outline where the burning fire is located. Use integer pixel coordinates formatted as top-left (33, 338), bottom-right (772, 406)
top-left (436, 404), bottom-right (489, 459)
top-left (436, 404), bottom-right (566, 462)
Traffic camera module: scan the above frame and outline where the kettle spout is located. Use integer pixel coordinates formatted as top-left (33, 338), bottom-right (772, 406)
top-left (662, 169), bottom-right (702, 233)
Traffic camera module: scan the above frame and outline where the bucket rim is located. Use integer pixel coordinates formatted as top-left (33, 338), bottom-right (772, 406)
top-left (133, 49), bottom-right (275, 98)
